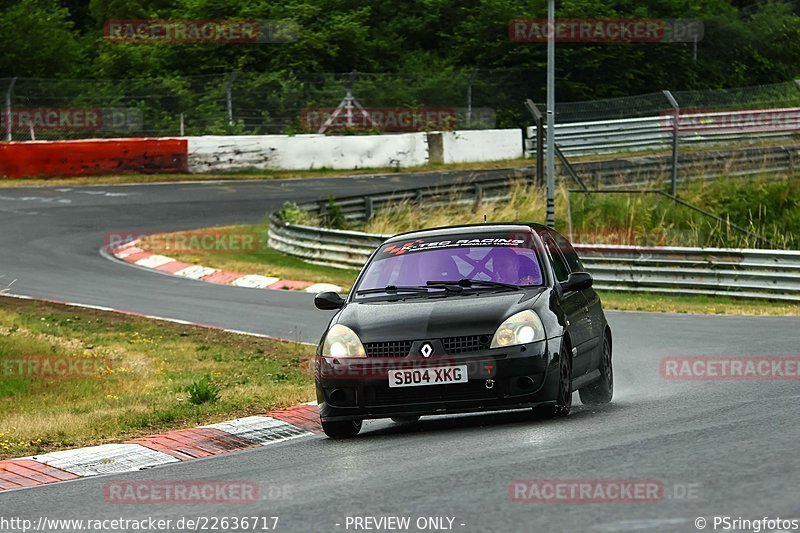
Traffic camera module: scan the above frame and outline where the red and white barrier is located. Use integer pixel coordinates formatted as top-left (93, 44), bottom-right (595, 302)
top-left (0, 138), bottom-right (188, 179)
top-left (0, 130), bottom-right (524, 179)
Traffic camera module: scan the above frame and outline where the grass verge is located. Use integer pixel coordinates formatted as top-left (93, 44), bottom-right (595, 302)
top-left (362, 175), bottom-right (799, 249)
top-left (598, 291), bottom-right (800, 316)
top-left (0, 297), bottom-right (314, 460)
top-left (137, 224), bottom-right (361, 289)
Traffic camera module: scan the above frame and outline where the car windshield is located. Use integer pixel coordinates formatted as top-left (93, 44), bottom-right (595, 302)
top-left (355, 232), bottom-right (544, 297)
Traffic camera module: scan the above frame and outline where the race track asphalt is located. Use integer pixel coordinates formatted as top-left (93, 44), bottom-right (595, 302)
top-left (0, 175), bottom-right (798, 532)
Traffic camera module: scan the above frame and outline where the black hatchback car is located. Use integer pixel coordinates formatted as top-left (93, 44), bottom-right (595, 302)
top-left (313, 223), bottom-right (613, 438)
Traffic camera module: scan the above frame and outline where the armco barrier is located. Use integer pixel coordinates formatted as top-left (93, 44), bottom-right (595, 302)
top-left (0, 138), bottom-right (188, 178)
top-left (541, 108), bottom-right (800, 156)
top-left (269, 220), bottom-right (800, 301)
top-left (267, 181), bottom-right (800, 301)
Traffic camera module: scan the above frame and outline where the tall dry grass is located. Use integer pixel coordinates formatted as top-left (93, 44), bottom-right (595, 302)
top-left (362, 175), bottom-right (798, 249)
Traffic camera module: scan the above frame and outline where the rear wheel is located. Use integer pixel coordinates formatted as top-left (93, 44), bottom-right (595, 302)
top-left (579, 336), bottom-right (613, 405)
top-left (391, 416), bottom-right (420, 424)
top-left (321, 419), bottom-right (362, 439)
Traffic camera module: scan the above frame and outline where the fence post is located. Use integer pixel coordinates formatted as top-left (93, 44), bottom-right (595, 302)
top-left (364, 196), bottom-right (373, 220)
top-left (466, 69), bottom-right (478, 127)
top-left (663, 90), bottom-right (680, 196)
top-left (473, 183), bottom-right (484, 210)
top-left (524, 99), bottom-right (544, 187)
top-left (5, 77), bottom-right (17, 142)
top-left (566, 189), bottom-right (573, 242)
top-left (226, 71), bottom-right (238, 126)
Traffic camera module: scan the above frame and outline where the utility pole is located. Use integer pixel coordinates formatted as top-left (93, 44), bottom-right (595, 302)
top-left (545, 0), bottom-right (556, 229)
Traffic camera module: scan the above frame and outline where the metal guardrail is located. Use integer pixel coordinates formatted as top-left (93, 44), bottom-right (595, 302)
top-left (268, 219), bottom-right (800, 301)
top-left (295, 167), bottom-right (537, 222)
top-left (533, 108), bottom-right (800, 156)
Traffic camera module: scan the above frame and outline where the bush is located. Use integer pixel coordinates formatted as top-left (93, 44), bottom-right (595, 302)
top-left (322, 195), bottom-right (348, 230)
top-left (186, 375), bottom-right (220, 405)
top-left (278, 201), bottom-right (314, 225)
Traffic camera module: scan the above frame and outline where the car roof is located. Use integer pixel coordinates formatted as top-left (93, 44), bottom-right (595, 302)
top-left (383, 222), bottom-right (550, 243)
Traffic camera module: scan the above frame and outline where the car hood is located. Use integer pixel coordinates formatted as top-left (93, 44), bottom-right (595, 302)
top-left (336, 288), bottom-right (546, 342)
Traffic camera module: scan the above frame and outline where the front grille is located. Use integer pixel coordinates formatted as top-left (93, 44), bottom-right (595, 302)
top-left (364, 341), bottom-right (412, 358)
top-left (368, 382), bottom-right (497, 405)
top-left (443, 334), bottom-right (492, 354)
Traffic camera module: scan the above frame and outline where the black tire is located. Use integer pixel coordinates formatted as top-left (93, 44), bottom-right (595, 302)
top-left (579, 335), bottom-right (613, 405)
top-left (391, 416), bottom-right (420, 424)
top-left (535, 341), bottom-right (572, 418)
top-left (321, 419), bottom-right (362, 439)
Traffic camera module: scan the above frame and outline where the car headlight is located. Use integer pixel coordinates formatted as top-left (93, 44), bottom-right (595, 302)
top-left (322, 324), bottom-right (366, 358)
top-left (490, 310), bottom-right (545, 348)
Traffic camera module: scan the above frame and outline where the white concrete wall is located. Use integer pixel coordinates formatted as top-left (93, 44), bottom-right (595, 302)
top-left (187, 133), bottom-right (429, 173)
top-left (186, 129), bottom-right (523, 173)
top-left (440, 129), bottom-right (523, 164)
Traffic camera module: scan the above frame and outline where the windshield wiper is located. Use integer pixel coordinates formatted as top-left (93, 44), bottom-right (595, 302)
top-left (426, 279), bottom-right (520, 291)
top-left (356, 285), bottom-right (432, 295)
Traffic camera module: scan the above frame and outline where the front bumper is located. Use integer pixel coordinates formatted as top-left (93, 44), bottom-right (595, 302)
top-left (316, 339), bottom-right (561, 421)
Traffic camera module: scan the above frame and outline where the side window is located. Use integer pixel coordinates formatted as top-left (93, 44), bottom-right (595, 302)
top-left (544, 237), bottom-right (570, 282)
top-left (552, 231), bottom-right (584, 273)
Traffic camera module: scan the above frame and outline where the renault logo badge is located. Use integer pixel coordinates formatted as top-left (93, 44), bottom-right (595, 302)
top-left (420, 343), bottom-right (433, 358)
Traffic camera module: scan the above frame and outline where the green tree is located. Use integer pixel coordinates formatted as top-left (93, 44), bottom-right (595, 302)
top-left (0, 0), bottom-right (84, 77)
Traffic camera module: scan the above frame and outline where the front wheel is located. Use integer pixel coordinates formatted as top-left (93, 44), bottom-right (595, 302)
top-left (579, 336), bottom-right (613, 405)
top-left (535, 342), bottom-right (572, 418)
top-left (321, 419), bottom-right (362, 439)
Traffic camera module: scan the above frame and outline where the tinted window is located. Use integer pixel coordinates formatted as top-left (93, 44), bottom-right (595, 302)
top-left (356, 232), bottom-right (545, 296)
top-left (551, 231), bottom-right (584, 272)
top-left (544, 236), bottom-right (570, 282)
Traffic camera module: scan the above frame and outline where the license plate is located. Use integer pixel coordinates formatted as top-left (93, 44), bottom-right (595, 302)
top-left (388, 365), bottom-right (468, 388)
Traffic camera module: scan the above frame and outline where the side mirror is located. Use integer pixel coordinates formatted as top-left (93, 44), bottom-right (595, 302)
top-left (561, 272), bottom-right (593, 293)
top-left (314, 291), bottom-right (345, 310)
